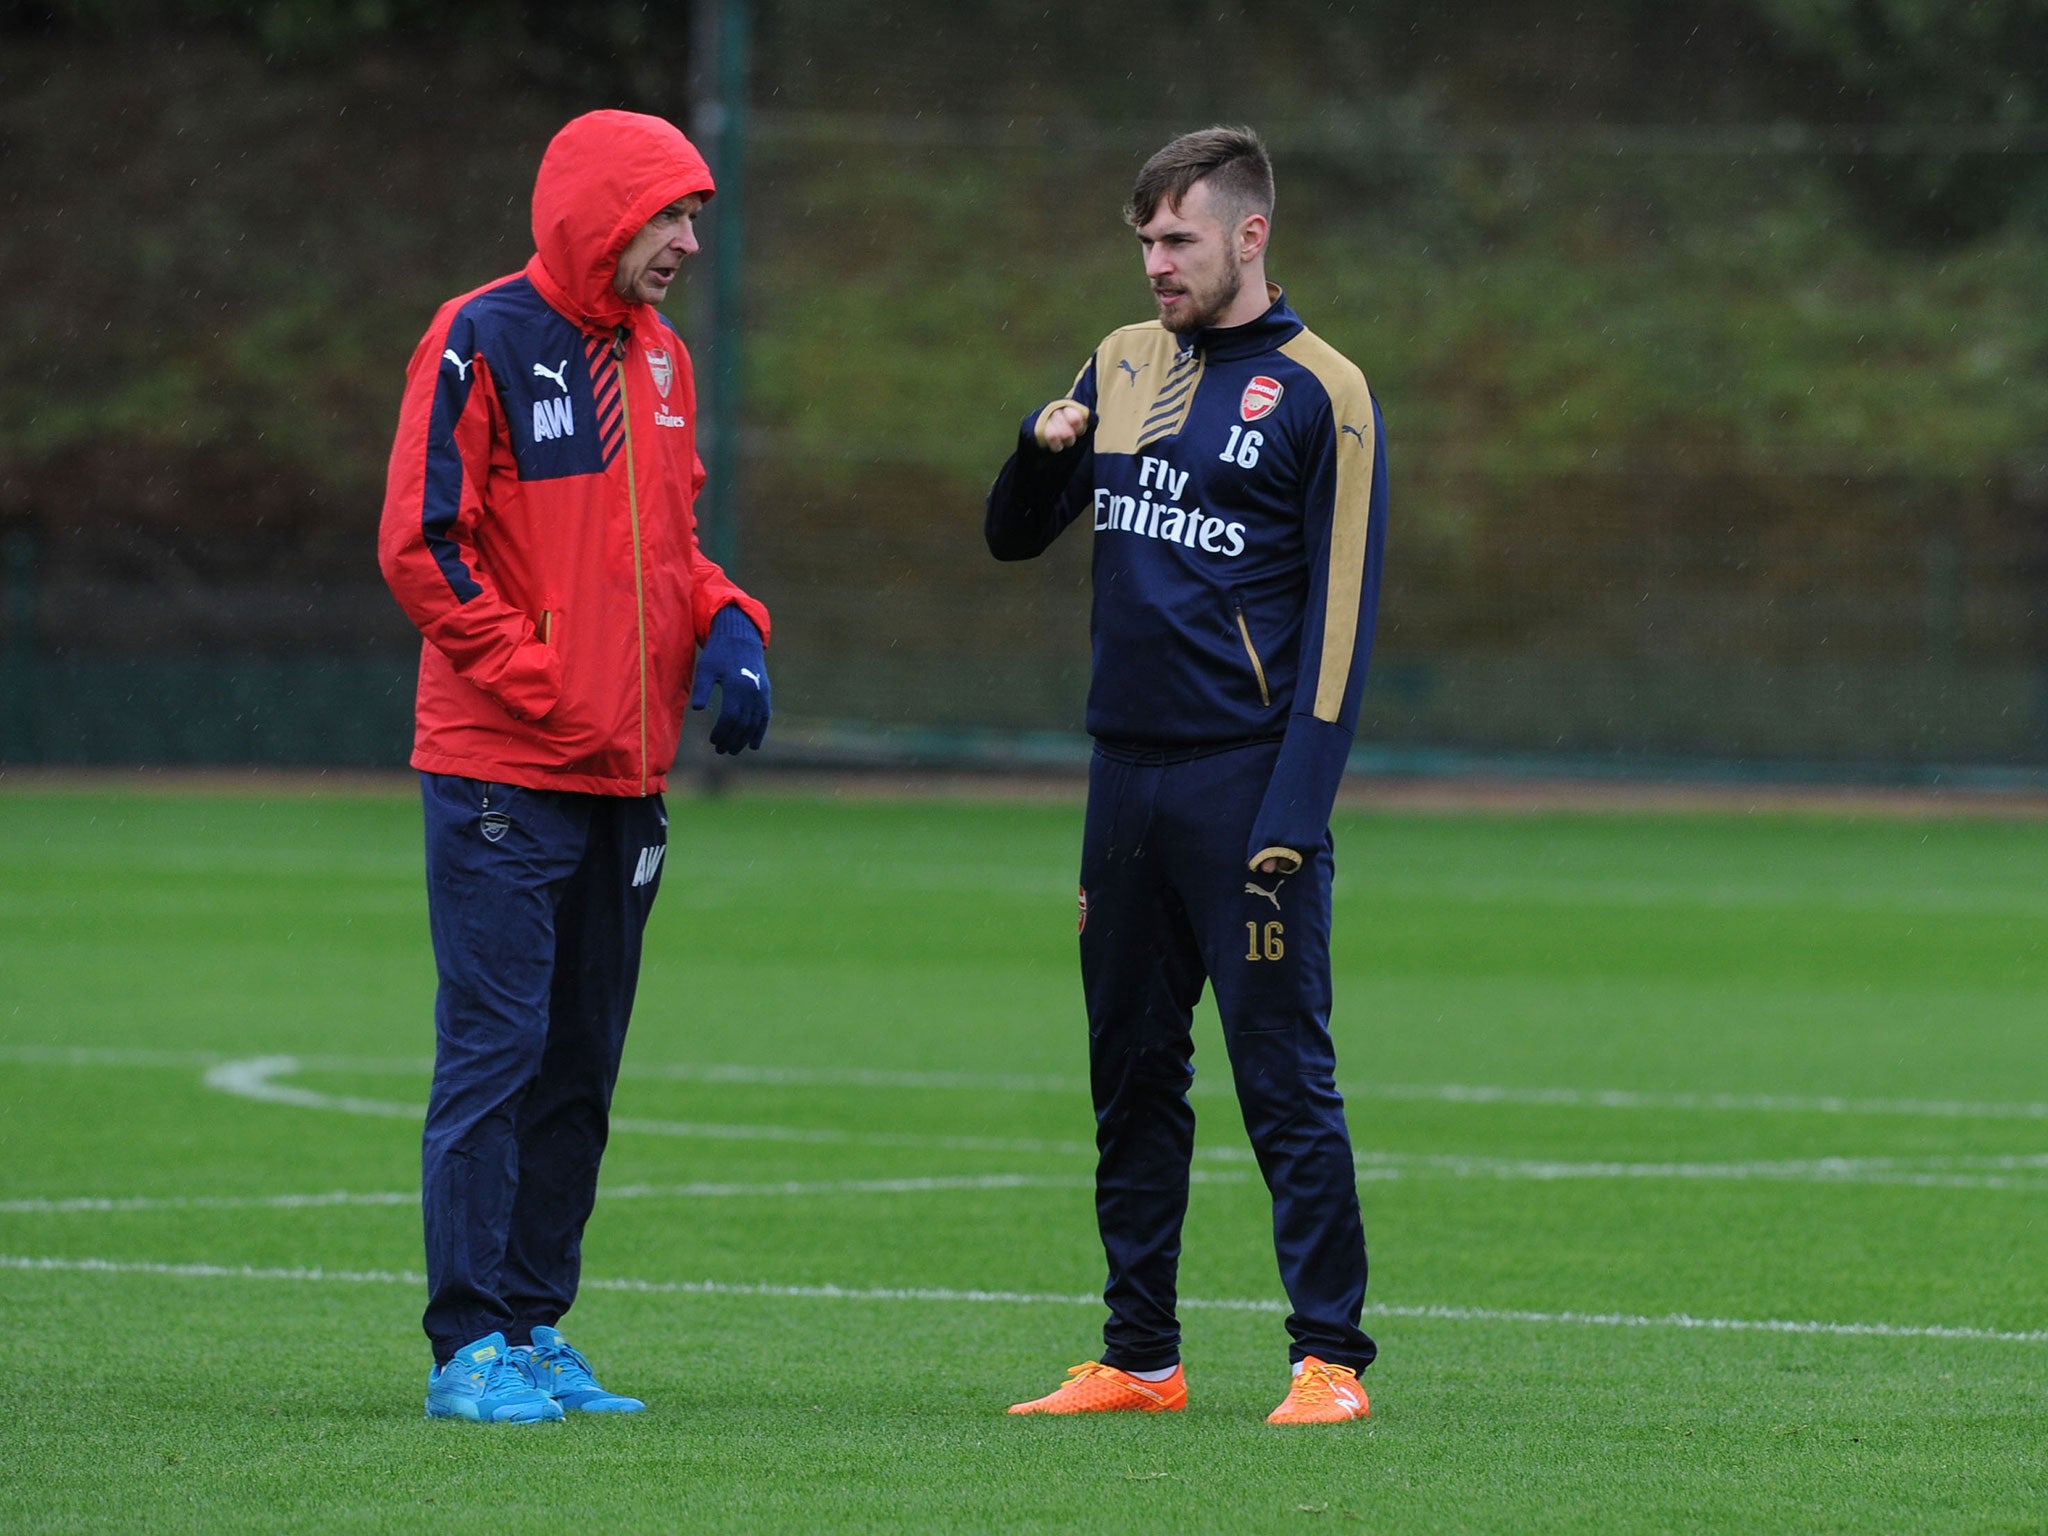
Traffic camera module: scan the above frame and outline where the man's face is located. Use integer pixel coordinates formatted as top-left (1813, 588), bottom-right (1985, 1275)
top-left (1136, 179), bottom-right (1246, 335)
top-left (612, 195), bottom-right (703, 306)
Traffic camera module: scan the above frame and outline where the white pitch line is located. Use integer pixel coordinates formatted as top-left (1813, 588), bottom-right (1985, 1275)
top-left (7, 1154), bottom-right (2038, 1214)
top-left (4, 1253), bottom-right (2044, 1347)
top-left (631, 1060), bottom-right (1088, 1094)
top-left (1351, 1150), bottom-right (2048, 1191)
top-left (10, 1043), bottom-right (2046, 1125)
top-left (1361, 1082), bottom-right (2048, 1122)
top-left (610, 1062), bottom-right (2048, 1126)
top-left (188, 1059), bottom-right (2048, 1191)
top-left (197, 1057), bottom-right (1199, 1160)
top-left (0, 1172), bottom-right (1258, 1217)
top-left (608, 1114), bottom-right (1106, 1157)
top-left (202, 1057), bottom-right (417, 1119)
top-left (1367, 1301), bottom-right (2048, 1345)
top-left (599, 1173), bottom-right (1120, 1199)
top-left (0, 1190), bottom-right (416, 1215)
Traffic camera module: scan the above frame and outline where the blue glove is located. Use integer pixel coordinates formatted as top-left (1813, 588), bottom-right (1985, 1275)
top-left (689, 605), bottom-right (770, 754)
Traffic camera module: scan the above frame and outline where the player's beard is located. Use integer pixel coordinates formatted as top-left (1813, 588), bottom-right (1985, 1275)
top-left (1157, 264), bottom-right (1243, 334)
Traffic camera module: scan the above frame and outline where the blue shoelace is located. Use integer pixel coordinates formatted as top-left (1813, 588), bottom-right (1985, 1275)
top-left (449, 1351), bottom-right (529, 1397)
top-left (532, 1340), bottom-right (601, 1392)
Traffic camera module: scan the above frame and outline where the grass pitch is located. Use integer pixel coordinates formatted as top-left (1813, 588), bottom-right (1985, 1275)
top-left (1, 785), bottom-right (2044, 1533)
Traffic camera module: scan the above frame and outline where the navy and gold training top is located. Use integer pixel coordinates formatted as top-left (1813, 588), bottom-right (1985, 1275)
top-left (985, 285), bottom-right (1387, 869)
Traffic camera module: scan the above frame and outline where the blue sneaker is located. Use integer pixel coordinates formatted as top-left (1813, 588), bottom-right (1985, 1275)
top-left (515, 1325), bottom-right (646, 1413)
top-left (425, 1332), bottom-right (565, 1424)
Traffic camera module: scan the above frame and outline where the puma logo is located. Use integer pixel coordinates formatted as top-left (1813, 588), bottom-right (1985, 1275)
top-left (1244, 879), bottom-right (1285, 910)
top-left (442, 350), bottom-right (472, 380)
top-left (739, 668), bottom-right (762, 687)
top-left (533, 359), bottom-right (570, 393)
top-left (1340, 423), bottom-right (1368, 446)
top-left (1116, 358), bottom-right (1149, 385)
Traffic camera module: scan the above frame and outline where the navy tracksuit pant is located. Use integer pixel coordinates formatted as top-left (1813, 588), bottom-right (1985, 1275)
top-left (1081, 740), bottom-right (1374, 1374)
top-left (417, 772), bottom-right (667, 1365)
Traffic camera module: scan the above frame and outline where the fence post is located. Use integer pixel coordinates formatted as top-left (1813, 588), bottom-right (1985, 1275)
top-left (1923, 532), bottom-right (1960, 671)
top-left (1, 528), bottom-right (37, 764)
top-left (690, 0), bottom-right (750, 574)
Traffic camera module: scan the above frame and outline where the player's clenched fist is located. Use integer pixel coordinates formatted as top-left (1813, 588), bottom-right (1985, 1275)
top-left (1035, 402), bottom-right (1092, 451)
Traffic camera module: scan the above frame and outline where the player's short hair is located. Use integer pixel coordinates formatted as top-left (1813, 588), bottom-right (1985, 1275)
top-left (1125, 125), bottom-right (1275, 229)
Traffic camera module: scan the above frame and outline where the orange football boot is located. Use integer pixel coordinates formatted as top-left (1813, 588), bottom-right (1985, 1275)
top-left (1266, 1357), bottom-right (1370, 1424)
top-left (1007, 1360), bottom-right (1187, 1415)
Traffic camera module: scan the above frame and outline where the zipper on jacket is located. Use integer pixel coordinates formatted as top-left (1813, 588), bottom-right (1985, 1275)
top-left (1233, 596), bottom-right (1272, 708)
top-left (613, 331), bottom-right (650, 794)
top-left (540, 610), bottom-right (553, 645)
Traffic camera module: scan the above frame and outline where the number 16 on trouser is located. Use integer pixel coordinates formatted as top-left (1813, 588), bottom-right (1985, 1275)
top-left (1077, 737), bottom-right (1375, 1377)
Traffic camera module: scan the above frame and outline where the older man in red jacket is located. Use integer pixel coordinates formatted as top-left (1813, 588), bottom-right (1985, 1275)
top-left (379, 109), bottom-right (770, 1424)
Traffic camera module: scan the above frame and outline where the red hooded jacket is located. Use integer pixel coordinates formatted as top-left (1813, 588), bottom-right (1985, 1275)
top-left (378, 110), bottom-right (769, 796)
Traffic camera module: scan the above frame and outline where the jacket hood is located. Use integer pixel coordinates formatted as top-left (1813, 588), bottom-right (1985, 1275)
top-left (529, 110), bottom-right (716, 330)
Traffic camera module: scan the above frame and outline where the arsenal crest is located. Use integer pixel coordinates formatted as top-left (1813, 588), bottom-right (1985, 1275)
top-left (645, 347), bottom-right (674, 399)
top-left (1240, 375), bottom-right (1283, 422)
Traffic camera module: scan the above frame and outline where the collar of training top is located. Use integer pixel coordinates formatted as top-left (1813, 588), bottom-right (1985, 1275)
top-left (1178, 283), bottom-right (1305, 363)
